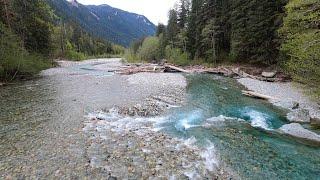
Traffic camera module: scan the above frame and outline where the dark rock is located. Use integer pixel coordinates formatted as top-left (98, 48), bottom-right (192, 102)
top-left (292, 102), bottom-right (300, 110)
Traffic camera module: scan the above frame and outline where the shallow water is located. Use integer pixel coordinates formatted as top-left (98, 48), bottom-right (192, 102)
top-left (157, 75), bottom-right (320, 179)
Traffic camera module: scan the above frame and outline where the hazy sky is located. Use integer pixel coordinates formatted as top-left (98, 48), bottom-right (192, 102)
top-left (77, 0), bottom-right (177, 25)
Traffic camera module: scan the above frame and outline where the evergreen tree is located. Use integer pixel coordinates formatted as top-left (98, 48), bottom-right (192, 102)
top-left (156, 23), bottom-right (166, 37)
top-left (186, 0), bottom-right (204, 59)
top-left (177, 0), bottom-right (190, 29)
top-left (230, 0), bottom-right (285, 64)
top-left (200, 0), bottom-right (231, 63)
top-left (12, 0), bottom-right (54, 56)
top-left (156, 24), bottom-right (168, 58)
top-left (167, 9), bottom-right (180, 47)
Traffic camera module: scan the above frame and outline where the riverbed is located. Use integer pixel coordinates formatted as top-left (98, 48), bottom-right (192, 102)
top-left (0, 58), bottom-right (319, 179)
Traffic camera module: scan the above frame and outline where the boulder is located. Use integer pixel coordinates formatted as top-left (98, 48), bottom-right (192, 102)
top-left (279, 123), bottom-right (320, 145)
top-left (261, 71), bottom-right (277, 78)
top-left (286, 109), bottom-right (311, 123)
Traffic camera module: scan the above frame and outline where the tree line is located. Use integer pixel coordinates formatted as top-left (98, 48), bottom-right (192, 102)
top-left (0, 0), bottom-right (124, 80)
top-left (126, 0), bottom-right (320, 94)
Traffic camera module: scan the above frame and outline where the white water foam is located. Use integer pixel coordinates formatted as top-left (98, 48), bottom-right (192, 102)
top-left (84, 109), bottom-right (222, 177)
top-left (175, 110), bottom-right (203, 131)
top-left (203, 115), bottom-right (243, 128)
top-left (200, 140), bottom-right (219, 172)
top-left (176, 137), bottom-right (220, 173)
top-left (245, 110), bottom-right (272, 130)
top-left (207, 115), bottom-right (227, 122)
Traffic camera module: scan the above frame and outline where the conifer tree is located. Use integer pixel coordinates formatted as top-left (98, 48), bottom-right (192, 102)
top-left (177, 0), bottom-right (190, 29)
top-left (230, 0), bottom-right (285, 64)
top-left (167, 9), bottom-right (180, 47)
top-left (186, 0), bottom-right (204, 59)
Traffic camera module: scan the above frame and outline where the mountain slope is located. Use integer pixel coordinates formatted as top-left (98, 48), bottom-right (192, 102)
top-left (47, 0), bottom-right (156, 46)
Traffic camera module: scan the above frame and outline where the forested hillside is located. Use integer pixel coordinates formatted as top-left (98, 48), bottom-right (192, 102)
top-left (127, 0), bottom-right (320, 94)
top-left (47, 0), bottom-right (156, 46)
top-left (279, 0), bottom-right (320, 91)
top-left (0, 0), bottom-right (124, 81)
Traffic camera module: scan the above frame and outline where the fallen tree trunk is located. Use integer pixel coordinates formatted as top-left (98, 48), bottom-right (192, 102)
top-left (242, 90), bottom-right (275, 100)
top-left (117, 64), bottom-right (165, 75)
top-left (164, 65), bottom-right (191, 73)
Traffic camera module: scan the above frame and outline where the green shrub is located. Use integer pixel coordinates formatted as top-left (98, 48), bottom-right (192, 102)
top-left (112, 44), bottom-right (126, 55)
top-left (137, 37), bottom-right (160, 62)
top-left (165, 46), bottom-right (190, 66)
top-left (0, 23), bottom-right (51, 80)
top-left (65, 50), bottom-right (86, 61)
top-left (124, 50), bottom-right (142, 63)
top-left (87, 54), bottom-right (123, 59)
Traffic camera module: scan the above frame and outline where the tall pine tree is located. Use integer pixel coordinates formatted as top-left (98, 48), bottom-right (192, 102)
top-left (230, 0), bottom-right (285, 64)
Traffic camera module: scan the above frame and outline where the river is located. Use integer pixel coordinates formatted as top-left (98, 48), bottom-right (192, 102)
top-left (0, 59), bottom-right (319, 179)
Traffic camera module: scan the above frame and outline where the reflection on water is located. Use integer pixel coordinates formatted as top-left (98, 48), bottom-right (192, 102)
top-left (157, 75), bottom-right (320, 179)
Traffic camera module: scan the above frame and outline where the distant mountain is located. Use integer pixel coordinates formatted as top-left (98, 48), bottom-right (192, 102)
top-left (47, 0), bottom-right (156, 46)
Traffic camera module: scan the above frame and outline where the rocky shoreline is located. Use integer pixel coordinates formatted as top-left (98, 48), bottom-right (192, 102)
top-left (237, 78), bottom-right (320, 145)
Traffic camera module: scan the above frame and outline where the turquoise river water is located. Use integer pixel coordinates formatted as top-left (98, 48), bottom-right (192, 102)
top-left (157, 75), bottom-right (320, 179)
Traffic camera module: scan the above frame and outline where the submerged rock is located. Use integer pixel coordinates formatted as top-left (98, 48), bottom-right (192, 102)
top-left (279, 123), bottom-right (320, 145)
top-left (286, 109), bottom-right (311, 123)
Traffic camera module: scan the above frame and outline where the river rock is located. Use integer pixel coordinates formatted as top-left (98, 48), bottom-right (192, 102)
top-left (286, 109), bottom-right (311, 123)
top-left (279, 123), bottom-right (320, 144)
top-left (261, 71), bottom-right (277, 78)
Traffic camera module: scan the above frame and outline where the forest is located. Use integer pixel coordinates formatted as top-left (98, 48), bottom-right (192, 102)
top-left (1, 1), bottom-right (320, 178)
top-left (0, 0), bottom-right (319, 94)
top-left (127, 0), bottom-right (320, 94)
top-left (0, 0), bottom-right (124, 81)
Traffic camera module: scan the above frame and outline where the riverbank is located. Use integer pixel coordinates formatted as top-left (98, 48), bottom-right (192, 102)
top-left (237, 77), bottom-right (320, 144)
top-left (237, 78), bottom-right (320, 119)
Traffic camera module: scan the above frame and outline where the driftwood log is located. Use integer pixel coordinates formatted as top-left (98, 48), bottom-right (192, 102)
top-left (117, 62), bottom-right (288, 82)
top-left (242, 90), bottom-right (276, 100)
top-left (164, 65), bottom-right (191, 73)
top-left (117, 64), bottom-right (165, 75)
